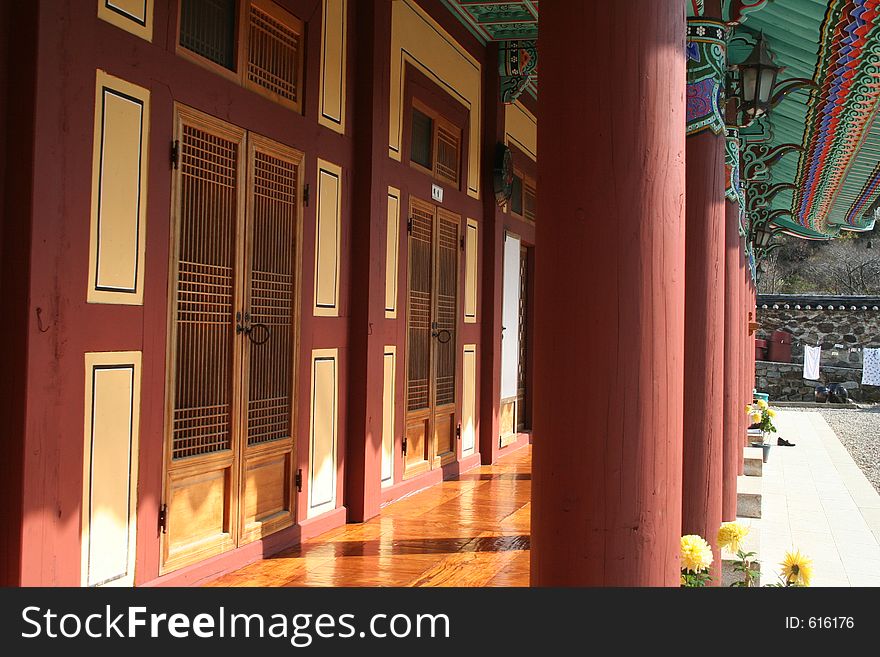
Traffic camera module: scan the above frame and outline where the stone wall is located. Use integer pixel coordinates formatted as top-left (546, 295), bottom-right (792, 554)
top-left (756, 296), bottom-right (880, 368)
top-left (755, 360), bottom-right (880, 403)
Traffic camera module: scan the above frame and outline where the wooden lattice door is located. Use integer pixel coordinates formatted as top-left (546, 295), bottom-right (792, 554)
top-left (404, 198), bottom-right (460, 479)
top-left (162, 106), bottom-right (301, 573)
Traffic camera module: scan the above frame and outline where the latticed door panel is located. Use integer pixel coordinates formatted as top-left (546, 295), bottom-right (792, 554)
top-left (164, 108), bottom-right (245, 573)
top-left (434, 210), bottom-right (458, 410)
top-left (245, 147), bottom-right (297, 447)
top-left (164, 106), bottom-right (302, 571)
top-left (407, 202), bottom-right (434, 414)
top-left (238, 137), bottom-right (301, 544)
top-left (405, 199), bottom-right (461, 478)
top-left (433, 209), bottom-right (459, 461)
top-left (172, 123), bottom-right (240, 461)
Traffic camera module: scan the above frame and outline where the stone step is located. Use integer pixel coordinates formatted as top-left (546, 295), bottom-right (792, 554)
top-left (743, 446), bottom-right (763, 477)
top-left (736, 475), bottom-right (762, 518)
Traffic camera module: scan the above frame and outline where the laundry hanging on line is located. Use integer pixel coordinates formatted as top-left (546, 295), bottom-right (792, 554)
top-left (803, 345), bottom-right (821, 380)
top-left (862, 348), bottom-right (880, 386)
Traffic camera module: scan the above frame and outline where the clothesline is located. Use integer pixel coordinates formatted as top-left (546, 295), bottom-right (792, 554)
top-left (789, 339), bottom-right (878, 350)
top-left (799, 344), bottom-right (880, 385)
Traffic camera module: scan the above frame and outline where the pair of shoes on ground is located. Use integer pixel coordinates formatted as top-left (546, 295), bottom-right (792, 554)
top-left (777, 437), bottom-right (796, 447)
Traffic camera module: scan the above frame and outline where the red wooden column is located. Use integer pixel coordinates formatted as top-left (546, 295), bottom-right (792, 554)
top-left (531, 1), bottom-right (685, 586)
top-left (478, 42), bottom-right (506, 466)
top-left (682, 16), bottom-right (726, 577)
top-left (739, 258), bottom-right (748, 475)
top-left (345, 0), bottom-right (392, 522)
top-left (0, 0), bottom-right (38, 585)
top-left (722, 130), bottom-right (743, 521)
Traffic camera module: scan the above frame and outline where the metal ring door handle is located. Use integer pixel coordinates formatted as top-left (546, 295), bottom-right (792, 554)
top-left (432, 329), bottom-right (452, 344)
top-left (247, 323), bottom-right (271, 345)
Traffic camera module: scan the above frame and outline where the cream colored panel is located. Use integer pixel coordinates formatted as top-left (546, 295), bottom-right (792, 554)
top-left (464, 218), bottom-right (478, 323)
top-left (390, 0), bottom-right (481, 198)
top-left (462, 344), bottom-right (477, 457)
top-left (318, 0), bottom-right (347, 133)
top-left (381, 347), bottom-right (396, 487)
top-left (505, 101), bottom-right (537, 161)
top-left (97, 0), bottom-right (153, 42)
top-left (309, 349), bottom-right (338, 517)
top-left (314, 160), bottom-right (342, 316)
top-left (384, 187), bottom-right (400, 319)
top-left (88, 71), bottom-right (150, 305)
top-left (82, 351), bottom-right (142, 587)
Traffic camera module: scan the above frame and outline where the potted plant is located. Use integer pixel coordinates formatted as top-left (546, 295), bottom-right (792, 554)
top-left (746, 399), bottom-right (777, 462)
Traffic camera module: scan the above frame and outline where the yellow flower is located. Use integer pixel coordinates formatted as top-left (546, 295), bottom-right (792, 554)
top-left (680, 534), bottom-right (714, 572)
top-left (744, 404), bottom-right (753, 414)
top-left (767, 409), bottom-right (776, 418)
top-left (751, 413), bottom-right (762, 424)
top-left (757, 399), bottom-right (768, 410)
top-left (781, 550), bottom-right (813, 586)
top-left (717, 522), bottom-right (749, 554)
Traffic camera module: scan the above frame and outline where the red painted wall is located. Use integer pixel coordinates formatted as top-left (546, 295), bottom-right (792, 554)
top-left (13, 0), bottom-right (519, 586)
top-left (18, 0), bottom-right (357, 586)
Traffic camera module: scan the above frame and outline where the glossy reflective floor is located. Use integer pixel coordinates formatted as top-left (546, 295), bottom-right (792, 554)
top-left (205, 445), bottom-right (532, 587)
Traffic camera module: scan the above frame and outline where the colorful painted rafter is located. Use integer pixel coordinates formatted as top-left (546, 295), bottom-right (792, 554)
top-left (844, 160), bottom-right (880, 225)
top-left (442, 0), bottom-right (538, 99)
top-left (792, 0), bottom-right (880, 233)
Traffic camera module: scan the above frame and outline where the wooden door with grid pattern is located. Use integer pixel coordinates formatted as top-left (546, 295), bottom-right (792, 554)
top-left (405, 199), bottom-right (459, 479)
top-left (162, 106), bottom-right (301, 573)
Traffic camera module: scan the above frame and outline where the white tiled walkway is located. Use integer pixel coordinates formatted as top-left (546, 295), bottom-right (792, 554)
top-left (753, 409), bottom-right (880, 587)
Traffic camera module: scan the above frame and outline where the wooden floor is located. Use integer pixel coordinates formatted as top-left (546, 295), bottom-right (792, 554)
top-left (205, 446), bottom-right (532, 587)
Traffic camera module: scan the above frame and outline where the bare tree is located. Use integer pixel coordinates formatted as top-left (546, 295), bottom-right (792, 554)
top-left (757, 250), bottom-right (786, 294)
top-left (798, 238), bottom-right (880, 295)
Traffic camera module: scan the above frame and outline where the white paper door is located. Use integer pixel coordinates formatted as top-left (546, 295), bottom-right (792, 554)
top-left (501, 232), bottom-right (521, 400)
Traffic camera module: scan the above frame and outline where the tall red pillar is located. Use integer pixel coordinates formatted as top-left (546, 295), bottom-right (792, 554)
top-left (682, 16), bottom-right (726, 574)
top-left (531, 1), bottom-right (685, 586)
top-left (722, 192), bottom-right (742, 521)
top-left (738, 256), bottom-right (747, 475)
top-left (345, 0), bottom-right (392, 522)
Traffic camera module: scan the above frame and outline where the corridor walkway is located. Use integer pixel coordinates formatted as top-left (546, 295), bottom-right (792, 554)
top-left (755, 409), bottom-right (880, 587)
top-left (205, 446), bottom-right (532, 587)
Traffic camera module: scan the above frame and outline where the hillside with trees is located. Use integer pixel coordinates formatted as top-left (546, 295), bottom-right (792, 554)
top-left (758, 230), bottom-right (880, 295)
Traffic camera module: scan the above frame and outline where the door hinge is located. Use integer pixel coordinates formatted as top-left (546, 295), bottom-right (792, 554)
top-left (170, 140), bottom-right (179, 170)
top-left (303, 184), bottom-right (310, 207)
top-left (158, 503), bottom-right (168, 534)
top-left (407, 217), bottom-right (413, 234)
top-left (402, 437), bottom-right (408, 456)
top-left (295, 468), bottom-right (303, 492)
top-left (460, 235), bottom-right (465, 251)
top-left (456, 423), bottom-right (461, 440)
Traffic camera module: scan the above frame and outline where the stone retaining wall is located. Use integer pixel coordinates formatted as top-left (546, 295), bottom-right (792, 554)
top-left (756, 303), bottom-right (880, 368)
top-left (755, 360), bottom-right (880, 403)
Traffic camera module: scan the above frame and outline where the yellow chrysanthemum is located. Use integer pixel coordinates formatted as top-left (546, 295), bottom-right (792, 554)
top-left (767, 409), bottom-right (776, 418)
top-left (744, 404), bottom-right (753, 414)
top-left (757, 399), bottom-right (768, 410)
top-left (717, 522), bottom-right (749, 554)
top-left (680, 534), bottom-right (713, 573)
top-left (781, 550), bottom-right (813, 587)
top-left (751, 413), bottom-right (762, 424)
